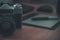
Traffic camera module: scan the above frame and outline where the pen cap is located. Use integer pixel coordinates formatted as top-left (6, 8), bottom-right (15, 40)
top-left (48, 16), bottom-right (58, 18)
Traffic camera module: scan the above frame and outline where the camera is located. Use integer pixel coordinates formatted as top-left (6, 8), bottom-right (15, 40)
top-left (0, 3), bottom-right (22, 36)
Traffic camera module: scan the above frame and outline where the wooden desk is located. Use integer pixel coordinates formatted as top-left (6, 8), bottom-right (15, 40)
top-left (0, 25), bottom-right (60, 40)
top-left (21, 25), bottom-right (60, 40)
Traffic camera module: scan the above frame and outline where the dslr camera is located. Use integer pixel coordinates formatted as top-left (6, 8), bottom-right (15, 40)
top-left (0, 0), bottom-right (22, 36)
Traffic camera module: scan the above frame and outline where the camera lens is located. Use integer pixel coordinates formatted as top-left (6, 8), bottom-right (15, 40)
top-left (0, 21), bottom-right (15, 36)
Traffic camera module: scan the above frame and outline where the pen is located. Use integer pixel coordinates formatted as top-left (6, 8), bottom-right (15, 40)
top-left (31, 17), bottom-right (60, 20)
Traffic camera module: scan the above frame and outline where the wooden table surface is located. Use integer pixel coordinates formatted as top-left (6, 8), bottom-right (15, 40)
top-left (0, 2), bottom-right (60, 40)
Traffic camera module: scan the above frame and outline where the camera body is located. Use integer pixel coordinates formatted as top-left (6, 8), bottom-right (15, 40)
top-left (0, 3), bottom-right (22, 36)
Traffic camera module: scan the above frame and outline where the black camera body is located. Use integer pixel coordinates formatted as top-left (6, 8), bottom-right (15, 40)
top-left (0, 3), bottom-right (22, 36)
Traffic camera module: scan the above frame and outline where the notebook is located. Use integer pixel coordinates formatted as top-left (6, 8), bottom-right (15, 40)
top-left (22, 14), bottom-right (60, 30)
